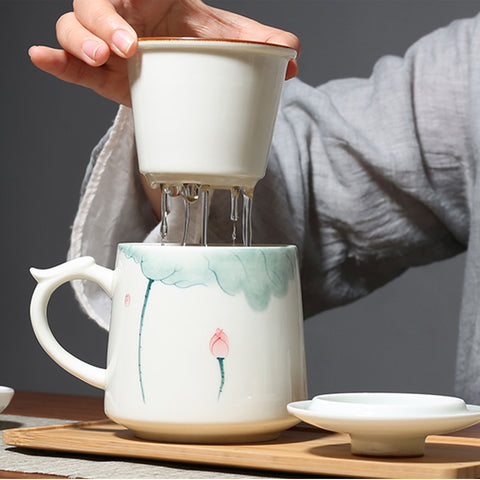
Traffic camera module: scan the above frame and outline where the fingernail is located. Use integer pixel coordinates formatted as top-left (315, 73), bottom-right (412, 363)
top-left (112, 29), bottom-right (135, 56)
top-left (82, 40), bottom-right (101, 62)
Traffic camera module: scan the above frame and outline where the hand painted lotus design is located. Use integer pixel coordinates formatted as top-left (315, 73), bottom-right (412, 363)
top-left (209, 328), bottom-right (229, 357)
top-left (118, 244), bottom-right (297, 403)
top-left (210, 328), bottom-right (229, 399)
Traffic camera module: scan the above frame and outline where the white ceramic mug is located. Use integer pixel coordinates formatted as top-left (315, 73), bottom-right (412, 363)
top-left (127, 38), bottom-right (297, 190)
top-left (30, 244), bottom-right (308, 443)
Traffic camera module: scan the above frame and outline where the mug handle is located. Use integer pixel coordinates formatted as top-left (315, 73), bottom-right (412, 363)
top-left (30, 256), bottom-right (114, 390)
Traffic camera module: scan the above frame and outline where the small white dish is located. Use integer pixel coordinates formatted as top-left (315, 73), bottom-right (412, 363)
top-left (287, 392), bottom-right (480, 457)
top-left (0, 387), bottom-right (14, 413)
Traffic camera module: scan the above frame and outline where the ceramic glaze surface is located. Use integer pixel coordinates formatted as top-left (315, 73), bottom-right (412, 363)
top-left (0, 387), bottom-right (14, 413)
top-left (309, 392), bottom-right (467, 417)
top-left (127, 39), bottom-right (296, 189)
top-left (288, 393), bottom-right (480, 457)
top-left (119, 244), bottom-right (297, 311)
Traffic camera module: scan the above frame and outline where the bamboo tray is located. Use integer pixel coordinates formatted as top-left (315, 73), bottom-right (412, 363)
top-left (4, 419), bottom-right (480, 478)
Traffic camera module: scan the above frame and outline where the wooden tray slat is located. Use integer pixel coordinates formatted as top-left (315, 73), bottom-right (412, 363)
top-left (4, 420), bottom-right (480, 478)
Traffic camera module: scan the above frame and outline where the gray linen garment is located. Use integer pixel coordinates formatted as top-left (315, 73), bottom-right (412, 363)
top-left (70, 14), bottom-right (480, 402)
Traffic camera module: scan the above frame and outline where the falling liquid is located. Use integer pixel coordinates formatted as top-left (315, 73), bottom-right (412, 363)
top-left (167, 185), bottom-right (182, 197)
top-left (200, 186), bottom-right (210, 246)
top-left (159, 184), bottom-right (169, 244)
top-left (230, 187), bottom-right (240, 244)
top-left (181, 184), bottom-right (200, 246)
top-left (152, 182), bottom-right (253, 246)
top-left (182, 199), bottom-right (190, 246)
top-left (242, 188), bottom-right (254, 247)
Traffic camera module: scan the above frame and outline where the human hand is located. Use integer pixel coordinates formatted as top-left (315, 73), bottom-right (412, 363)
top-left (28, 0), bottom-right (300, 106)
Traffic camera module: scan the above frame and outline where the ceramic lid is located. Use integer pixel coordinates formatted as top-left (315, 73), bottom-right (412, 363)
top-left (309, 392), bottom-right (468, 417)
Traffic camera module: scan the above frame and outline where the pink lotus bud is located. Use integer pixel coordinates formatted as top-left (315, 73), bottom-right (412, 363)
top-left (209, 328), bottom-right (229, 358)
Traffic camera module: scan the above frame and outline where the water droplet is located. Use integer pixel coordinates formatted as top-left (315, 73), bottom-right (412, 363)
top-left (167, 184), bottom-right (182, 197)
top-left (230, 187), bottom-right (240, 244)
top-left (159, 184), bottom-right (169, 244)
top-left (180, 184), bottom-right (200, 246)
top-left (201, 185), bottom-right (211, 246)
top-left (145, 173), bottom-right (159, 189)
top-left (183, 184), bottom-right (200, 203)
top-left (242, 187), bottom-right (254, 247)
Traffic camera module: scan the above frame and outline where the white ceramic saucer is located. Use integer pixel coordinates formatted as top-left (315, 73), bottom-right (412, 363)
top-left (287, 392), bottom-right (480, 457)
top-left (0, 387), bottom-right (14, 413)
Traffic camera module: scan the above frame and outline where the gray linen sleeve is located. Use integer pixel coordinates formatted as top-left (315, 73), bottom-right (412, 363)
top-left (210, 15), bottom-right (478, 318)
top-left (69, 14), bottom-right (480, 400)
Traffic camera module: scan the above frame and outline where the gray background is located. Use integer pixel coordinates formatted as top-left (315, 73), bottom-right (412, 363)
top-left (1, 0), bottom-right (476, 397)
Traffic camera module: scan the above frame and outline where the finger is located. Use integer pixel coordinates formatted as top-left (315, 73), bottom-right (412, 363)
top-left (28, 45), bottom-right (130, 105)
top-left (259, 30), bottom-right (301, 80)
top-left (28, 45), bottom-right (101, 87)
top-left (285, 60), bottom-right (299, 80)
top-left (73, 0), bottom-right (137, 58)
top-left (56, 12), bottom-right (110, 66)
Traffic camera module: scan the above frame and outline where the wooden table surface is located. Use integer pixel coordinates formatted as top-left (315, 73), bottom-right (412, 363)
top-left (1, 391), bottom-right (106, 479)
top-left (4, 392), bottom-right (480, 479)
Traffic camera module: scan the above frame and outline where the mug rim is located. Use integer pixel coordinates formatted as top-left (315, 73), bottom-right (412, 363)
top-left (137, 37), bottom-right (297, 59)
top-left (117, 243), bottom-right (297, 249)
